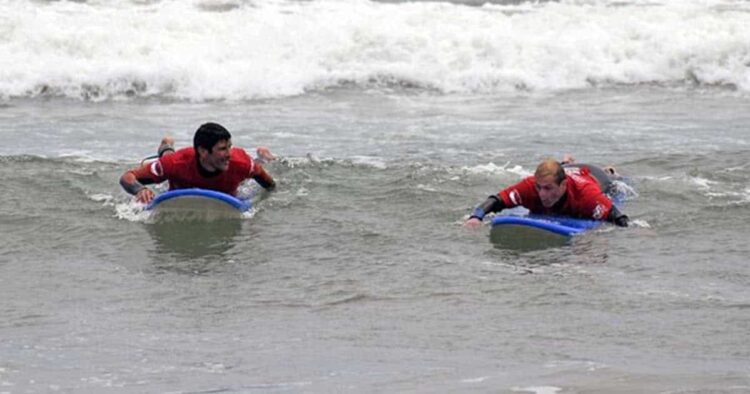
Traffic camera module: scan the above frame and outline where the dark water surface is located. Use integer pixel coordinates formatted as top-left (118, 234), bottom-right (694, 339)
top-left (2, 88), bottom-right (750, 392)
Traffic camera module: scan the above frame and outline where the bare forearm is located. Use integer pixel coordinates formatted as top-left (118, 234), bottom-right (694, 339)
top-left (252, 165), bottom-right (276, 191)
top-left (119, 172), bottom-right (146, 195)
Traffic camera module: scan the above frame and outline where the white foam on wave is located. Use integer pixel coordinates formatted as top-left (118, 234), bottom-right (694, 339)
top-left (640, 175), bottom-right (673, 182)
top-left (461, 376), bottom-right (489, 383)
top-left (511, 386), bottom-right (561, 394)
top-left (461, 162), bottom-right (529, 177)
top-left (279, 154), bottom-right (390, 170)
top-left (2, 0), bottom-right (749, 101)
top-left (59, 152), bottom-right (98, 163)
top-left (416, 183), bottom-right (439, 193)
top-left (610, 179), bottom-right (639, 201)
top-left (89, 192), bottom-right (151, 222)
top-left (689, 176), bottom-right (717, 189)
top-left (350, 155), bottom-right (388, 169)
top-left (114, 200), bottom-right (152, 222)
top-left (704, 187), bottom-right (750, 207)
top-left (279, 154), bottom-right (336, 168)
top-left (89, 193), bottom-right (114, 205)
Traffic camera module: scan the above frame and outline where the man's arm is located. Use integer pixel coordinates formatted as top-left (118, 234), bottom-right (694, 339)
top-left (119, 136), bottom-right (175, 204)
top-left (607, 205), bottom-right (629, 227)
top-left (580, 183), bottom-right (629, 226)
top-left (256, 146), bottom-right (276, 163)
top-left (464, 178), bottom-right (535, 229)
top-left (470, 195), bottom-right (506, 221)
top-left (250, 163), bottom-right (276, 191)
top-left (119, 162), bottom-right (165, 203)
top-left (464, 195), bottom-right (506, 229)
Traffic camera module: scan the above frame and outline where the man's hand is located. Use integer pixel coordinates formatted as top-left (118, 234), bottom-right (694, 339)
top-left (463, 217), bottom-right (484, 229)
top-left (614, 214), bottom-right (629, 227)
top-left (256, 146), bottom-right (276, 162)
top-left (562, 153), bottom-right (576, 165)
top-left (136, 187), bottom-right (155, 204)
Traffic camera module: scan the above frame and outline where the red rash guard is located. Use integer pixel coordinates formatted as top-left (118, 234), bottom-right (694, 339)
top-left (498, 168), bottom-right (613, 220)
top-left (128, 147), bottom-right (273, 196)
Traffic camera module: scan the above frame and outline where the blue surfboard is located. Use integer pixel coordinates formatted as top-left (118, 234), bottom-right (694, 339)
top-left (491, 215), bottom-right (601, 237)
top-left (147, 189), bottom-right (251, 219)
top-left (488, 175), bottom-right (634, 247)
top-left (489, 214), bottom-right (603, 250)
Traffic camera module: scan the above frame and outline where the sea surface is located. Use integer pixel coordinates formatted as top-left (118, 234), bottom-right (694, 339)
top-left (2, 0), bottom-right (750, 393)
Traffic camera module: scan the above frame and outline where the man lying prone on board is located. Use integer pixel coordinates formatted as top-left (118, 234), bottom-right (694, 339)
top-left (464, 155), bottom-right (629, 229)
top-left (120, 122), bottom-right (276, 204)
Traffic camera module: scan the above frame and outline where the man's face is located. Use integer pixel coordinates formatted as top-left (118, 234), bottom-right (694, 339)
top-left (199, 139), bottom-right (232, 172)
top-left (535, 174), bottom-right (566, 208)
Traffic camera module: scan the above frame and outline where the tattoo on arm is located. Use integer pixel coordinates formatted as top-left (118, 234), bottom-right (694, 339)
top-left (120, 177), bottom-right (145, 195)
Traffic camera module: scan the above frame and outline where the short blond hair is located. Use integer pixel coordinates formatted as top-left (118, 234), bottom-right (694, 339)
top-left (534, 159), bottom-right (566, 184)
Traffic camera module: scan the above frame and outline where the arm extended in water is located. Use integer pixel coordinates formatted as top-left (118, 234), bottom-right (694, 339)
top-left (119, 166), bottom-right (161, 204)
top-left (463, 195), bottom-right (506, 229)
top-left (120, 138), bottom-right (175, 204)
top-left (607, 205), bottom-right (629, 227)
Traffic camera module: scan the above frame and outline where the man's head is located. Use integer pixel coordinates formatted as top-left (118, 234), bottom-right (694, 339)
top-left (534, 159), bottom-right (567, 208)
top-left (194, 122), bottom-right (232, 172)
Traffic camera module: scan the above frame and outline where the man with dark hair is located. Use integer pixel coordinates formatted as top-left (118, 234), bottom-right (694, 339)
top-left (120, 122), bottom-right (276, 203)
top-left (464, 158), bottom-right (628, 229)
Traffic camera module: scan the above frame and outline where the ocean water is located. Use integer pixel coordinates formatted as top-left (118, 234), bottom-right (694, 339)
top-left (2, 0), bottom-right (750, 393)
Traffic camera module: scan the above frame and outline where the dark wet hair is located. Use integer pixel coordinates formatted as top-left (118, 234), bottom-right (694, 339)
top-left (194, 122), bottom-right (231, 152)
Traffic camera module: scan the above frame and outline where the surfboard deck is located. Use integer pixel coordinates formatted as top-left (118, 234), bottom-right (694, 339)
top-left (147, 189), bottom-right (250, 220)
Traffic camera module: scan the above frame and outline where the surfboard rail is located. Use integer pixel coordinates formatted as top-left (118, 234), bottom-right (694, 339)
top-left (147, 188), bottom-right (251, 212)
top-left (490, 215), bottom-right (601, 237)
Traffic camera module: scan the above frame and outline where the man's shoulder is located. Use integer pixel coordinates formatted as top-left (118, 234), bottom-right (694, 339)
top-left (162, 147), bottom-right (195, 163)
top-left (229, 147), bottom-right (254, 171)
top-left (566, 171), bottom-right (598, 189)
top-left (565, 172), bottom-right (608, 205)
top-left (499, 175), bottom-right (537, 207)
top-left (158, 147), bottom-right (195, 174)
